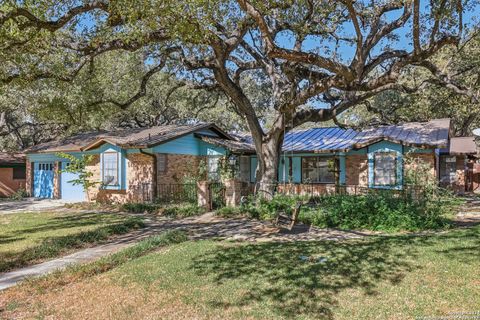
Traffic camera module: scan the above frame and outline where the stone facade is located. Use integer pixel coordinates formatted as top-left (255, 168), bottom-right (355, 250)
top-left (404, 153), bottom-right (437, 183)
top-left (25, 162), bottom-right (33, 196)
top-left (157, 154), bottom-right (205, 185)
top-left (85, 153), bottom-right (205, 204)
top-left (454, 155), bottom-right (466, 193)
top-left (345, 155), bottom-right (368, 186)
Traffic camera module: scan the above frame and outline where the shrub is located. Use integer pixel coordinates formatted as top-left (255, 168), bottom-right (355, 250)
top-left (122, 202), bottom-right (161, 213)
top-left (238, 194), bottom-right (308, 220)
top-left (297, 189), bottom-right (456, 232)
top-left (9, 188), bottom-right (28, 201)
top-left (162, 203), bottom-right (205, 218)
top-left (216, 206), bottom-right (243, 217)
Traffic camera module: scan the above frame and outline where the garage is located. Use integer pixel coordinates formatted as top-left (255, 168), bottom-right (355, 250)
top-left (33, 162), bottom-right (54, 198)
top-left (60, 162), bottom-right (86, 202)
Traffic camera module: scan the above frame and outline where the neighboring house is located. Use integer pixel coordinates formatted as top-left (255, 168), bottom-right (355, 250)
top-left (25, 123), bottom-right (230, 203)
top-left (0, 153), bottom-right (26, 197)
top-left (207, 118), bottom-right (478, 193)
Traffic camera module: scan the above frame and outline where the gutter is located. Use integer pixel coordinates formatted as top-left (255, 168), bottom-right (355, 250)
top-left (139, 149), bottom-right (157, 201)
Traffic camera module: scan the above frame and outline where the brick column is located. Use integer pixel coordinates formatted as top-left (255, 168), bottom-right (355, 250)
top-left (224, 179), bottom-right (242, 207)
top-left (197, 181), bottom-right (211, 210)
top-left (53, 161), bottom-right (61, 199)
top-left (25, 161), bottom-right (33, 197)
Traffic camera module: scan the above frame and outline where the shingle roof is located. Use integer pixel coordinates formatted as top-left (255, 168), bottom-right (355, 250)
top-left (236, 118), bottom-right (451, 153)
top-left (0, 153), bottom-right (25, 165)
top-left (27, 123), bottom-right (230, 153)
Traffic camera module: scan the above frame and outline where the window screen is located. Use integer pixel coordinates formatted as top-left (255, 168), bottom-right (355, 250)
top-left (301, 157), bottom-right (335, 183)
top-left (207, 156), bottom-right (221, 181)
top-left (374, 152), bottom-right (397, 186)
top-left (157, 154), bottom-right (167, 174)
top-left (102, 153), bottom-right (118, 185)
top-left (440, 156), bottom-right (457, 183)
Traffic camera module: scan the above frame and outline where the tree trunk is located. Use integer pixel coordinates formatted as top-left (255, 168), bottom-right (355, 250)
top-left (254, 122), bottom-right (285, 199)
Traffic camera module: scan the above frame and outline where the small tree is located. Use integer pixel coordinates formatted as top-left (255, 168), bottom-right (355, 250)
top-left (56, 152), bottom-right (99, 202)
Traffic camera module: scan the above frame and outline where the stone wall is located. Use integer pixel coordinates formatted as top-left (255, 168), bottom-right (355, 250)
top-left (345, 155), bottom-right (368, 186)
top-left (157, 154), bottom-right (205, 185)
top-left (454, 155), bottom-right (466, 193)
top-left (86, 153), bottom-right (205, 204)
top-left (404, 153), bottom-right (437, 183)
top-left (25, 162), bottom-right (33, 196)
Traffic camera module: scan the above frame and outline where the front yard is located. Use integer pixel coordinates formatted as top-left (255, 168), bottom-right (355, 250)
top-left (0, 211), bottom-right (144, 272)
top-left (1, 224), bottom-right (479, 320)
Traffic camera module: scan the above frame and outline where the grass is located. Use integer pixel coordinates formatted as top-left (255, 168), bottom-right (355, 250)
top-left (1, 225), bottom-right (479, 320)
top-left (0, 211), bottom-right (145, 272)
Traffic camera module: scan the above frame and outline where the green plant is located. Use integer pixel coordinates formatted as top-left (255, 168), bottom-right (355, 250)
top-left (162, 203), bottom-right (205, 218)
top-left (9, 188), bottom-right (28, 201)
top-left (56, 152), bottom-right (99, 201)
top-left (122, 202), bottom-right (161, 213)
top-left (216, 206), bottom-right (243, 217)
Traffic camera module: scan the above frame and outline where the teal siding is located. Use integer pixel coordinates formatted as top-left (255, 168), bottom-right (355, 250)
top-left (250, 157), bottom-right (257, 183)
top-left (151, 133), bottom-right (226, 156)
top-left (367, 141), bottom-right (403, 189)
top-left (339, 154), bottom-right (346, 185)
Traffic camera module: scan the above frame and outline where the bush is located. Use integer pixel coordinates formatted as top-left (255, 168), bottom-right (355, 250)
top-left (236, 194), bottom-right (308, 220)
top-left (216, 206), bottom-right (243, 217)
top-left (162, 203), bottom-right (205, 218)
top-left (122, 202), bottom-right (162, 213)
top-left (297, 189), bottom-right (457, 232)
top-left (9, 188), bottom-right (28, 201)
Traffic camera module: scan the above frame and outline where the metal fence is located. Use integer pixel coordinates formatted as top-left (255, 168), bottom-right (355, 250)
top-left (129, 183), bottom-right (154, 203)
top-left (253, 183), bottom-right (425, 200)
top-left (209, 182), bottom-right (226, 209)
top-left (157, 183), bottom-right (197, 204)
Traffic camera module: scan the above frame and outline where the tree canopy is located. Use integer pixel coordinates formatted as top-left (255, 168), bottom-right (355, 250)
top-left (1, 0), bottom-right (479, 191)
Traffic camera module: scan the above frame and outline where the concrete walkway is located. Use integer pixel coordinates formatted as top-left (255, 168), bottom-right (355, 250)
top-left (0, 198), bottom-right (72, 214)
top-left (0, 212), bottom-right (368, 291)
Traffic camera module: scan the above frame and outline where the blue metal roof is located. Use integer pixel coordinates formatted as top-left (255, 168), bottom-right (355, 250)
top-left (236, 119), bottom-right (451, 153)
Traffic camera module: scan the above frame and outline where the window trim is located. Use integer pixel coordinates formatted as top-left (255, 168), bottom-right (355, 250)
top-left (373, 151), bottom-right (398, 187)
top-left (301, 156), bottom-right (337, 184)
top-left (102, 151), bottom-right (120, 187)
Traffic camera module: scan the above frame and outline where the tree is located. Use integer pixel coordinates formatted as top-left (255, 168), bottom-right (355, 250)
top-left (341, 32), bottom-right (480, 136)
top-left (1, 0), bottom-right (478, 196)
top-left (57, 152), bottom-right (99, 201)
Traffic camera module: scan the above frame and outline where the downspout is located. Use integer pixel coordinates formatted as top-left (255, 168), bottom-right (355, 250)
top-left (139, 149), bottom-right (157, 201)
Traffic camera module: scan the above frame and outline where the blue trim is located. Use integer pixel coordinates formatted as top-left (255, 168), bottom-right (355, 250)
top-left (339, 154), bottom-right (346, 185)
top-left (367, 141), bottom-right (403, 189)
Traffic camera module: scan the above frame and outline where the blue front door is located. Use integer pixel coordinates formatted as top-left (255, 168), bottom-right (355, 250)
top-left (60, 162), bottom-right (86, 202)
top-left (33, 162), bottom-right (54, 198)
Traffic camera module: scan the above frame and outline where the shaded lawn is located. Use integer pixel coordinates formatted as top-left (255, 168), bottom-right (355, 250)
top-left (0, 211), bottom-right (142, 272)
top-left (2, 226), bottom-right (480, 320)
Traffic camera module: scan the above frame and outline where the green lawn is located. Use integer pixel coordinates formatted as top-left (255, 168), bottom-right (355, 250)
top-left (2, 226), bottom-right (479, 320)
top-left (0, 211), bottom-right (143, 272)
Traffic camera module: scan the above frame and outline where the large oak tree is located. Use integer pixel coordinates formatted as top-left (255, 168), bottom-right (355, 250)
top-left (1, 0), bottom-right (478, 195)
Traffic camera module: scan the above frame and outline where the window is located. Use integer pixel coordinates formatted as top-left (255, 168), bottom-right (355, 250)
top-left (102, 152), bottom-right (118, 185)
top-left (440, 155), bottom-right (457, 183)
top-left (207, 156), bottom-right (221, 181)
top-left (157, 154), bottom-right (167, 174)
top-left (13, 167), bottom-right (26, 180)
top-left (301, 157), bottom-right (336, 183)
top-left (374, 152), bottom-right (397, 186)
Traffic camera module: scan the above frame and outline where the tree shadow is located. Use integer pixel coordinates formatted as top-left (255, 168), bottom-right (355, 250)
top-left (8, 212), bottom-right (123, 237)
top-left (192, 228), bottom-right (479, 319)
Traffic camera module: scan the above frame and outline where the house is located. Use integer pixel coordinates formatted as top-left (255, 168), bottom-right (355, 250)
top-left (0, 153), bottom-right (26, 197)
top-left (207, 118), bottom-right (477, 194)
top-left (25, 123), bottom-right (231, 203)
top-left (25, 119), bottom-right (478, 203)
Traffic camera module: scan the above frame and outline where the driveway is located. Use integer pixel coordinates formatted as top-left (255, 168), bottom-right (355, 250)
top-left (0, 198), bottom-right (71, 214)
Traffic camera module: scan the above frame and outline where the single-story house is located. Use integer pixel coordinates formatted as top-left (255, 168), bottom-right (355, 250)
top-left (206, 118), bottom-right (478, 194)
top-left (0, 153), bottom-right (26, 197)
top-left (25, 123), bottom-right (231, 203)
top-left (25, 118), bottom-right (479, 203)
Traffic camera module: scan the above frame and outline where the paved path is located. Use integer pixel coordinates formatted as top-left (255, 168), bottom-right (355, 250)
top-left (0, 212), bottom-right (368, 291)
top-left (0, 198), bottom-right (72, 214)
